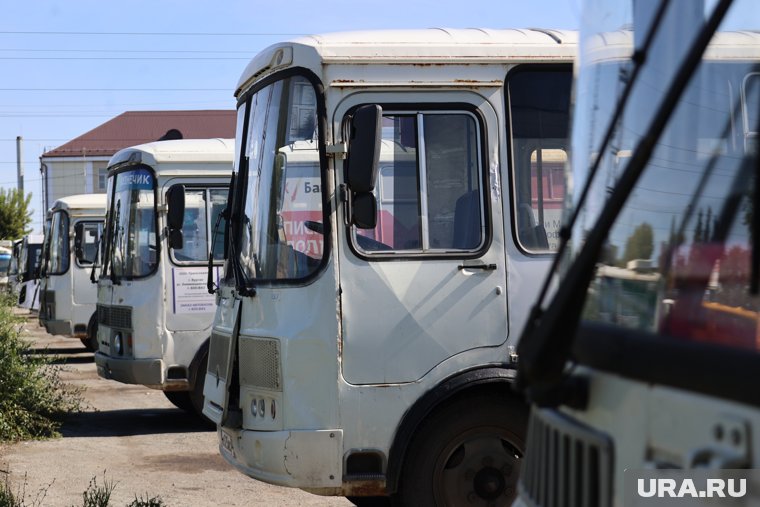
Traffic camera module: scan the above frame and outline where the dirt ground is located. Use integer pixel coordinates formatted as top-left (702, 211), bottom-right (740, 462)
top-left (0, 311), bottom-right (353, 507)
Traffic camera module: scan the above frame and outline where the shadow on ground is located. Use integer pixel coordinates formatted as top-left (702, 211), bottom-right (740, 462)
top-left (62, 408), bottom-right (213, 438)
top-left (24, 346), bottom-right (93, 364)
top-left (26, 346), bottom-right (87, 355)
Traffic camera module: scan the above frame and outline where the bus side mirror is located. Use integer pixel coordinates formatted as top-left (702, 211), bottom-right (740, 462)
top-left (167, 184), bottom-right (185, 250)
top-left (345, 105), bottom-right (382, 229)
top-left (352, 193), bottom-right (377, 229)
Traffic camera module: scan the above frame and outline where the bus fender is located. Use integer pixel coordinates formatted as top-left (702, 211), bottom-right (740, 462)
top-left (385, 365), bottom-right (522, 494)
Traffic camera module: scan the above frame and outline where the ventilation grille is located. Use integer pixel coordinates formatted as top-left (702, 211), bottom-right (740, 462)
top-left (97, 304), bottom-right (132, 329)
top-left (239, 337), bottom-right (282, 391)
top-left (207, 331), bottom-right (231, 381)
top-left (519, 408), bottom-right (613, 507)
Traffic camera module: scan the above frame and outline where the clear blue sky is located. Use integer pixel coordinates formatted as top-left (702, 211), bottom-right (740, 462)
top-left (1, 0), bottom-right (581, 233)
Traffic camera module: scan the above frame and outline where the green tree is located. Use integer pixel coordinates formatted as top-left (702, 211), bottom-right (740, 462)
top-left (623, 222), bottom-right (654, 263)
top-left (0, 188), bottom-right (32, 240)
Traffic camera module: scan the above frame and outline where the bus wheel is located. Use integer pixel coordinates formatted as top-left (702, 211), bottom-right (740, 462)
top-left (164, 391), bottom-right (194, 412)
top-left (80, 313), bottom-right (99, 352)
top-left (397, 394), bottom-right (527, 507)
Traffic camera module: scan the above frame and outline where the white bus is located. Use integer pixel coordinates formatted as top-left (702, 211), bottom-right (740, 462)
top-left (202, 29), bottom-right (576, 505)
top-left (515, 1), bottom-right (760, 506)
top-left (7, 234), bottom-right (44, 311)
top-left (39, 194), bottom-right (106, 350)
top-left (94, 139), bottom-right (233, 418)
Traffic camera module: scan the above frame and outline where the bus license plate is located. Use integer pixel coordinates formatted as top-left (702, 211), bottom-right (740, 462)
top-left (221, 431), bottom-right (234, 455)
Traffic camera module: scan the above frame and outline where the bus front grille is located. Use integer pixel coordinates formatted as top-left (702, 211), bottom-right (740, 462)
top-left (519, 408), bottom-right (613, 507)
top-left (207, 331), bottom-right (231, 381)
top-left (239, 337), bottom-right (282, 391)
top-left (97, 304), bottom-right (132, 329)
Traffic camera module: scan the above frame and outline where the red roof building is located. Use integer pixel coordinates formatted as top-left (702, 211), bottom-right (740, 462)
top-left (39, 110), bottom-right (235, 211)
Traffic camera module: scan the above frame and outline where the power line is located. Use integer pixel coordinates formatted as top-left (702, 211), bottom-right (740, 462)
top-left (0, 100), bottom-right (229, 108)
top-left (0, 56), bottom-right (249, 60)
top-left (0, 88), bottom-right (228, 91)
top-left (0, 139), bottom-right (138, 143)
top-left (0, 31), bottom-right (304, 36)
top-left (0, 114), bottom-right (155, 118)
top-left (0, 48), bottom-right (255, 54)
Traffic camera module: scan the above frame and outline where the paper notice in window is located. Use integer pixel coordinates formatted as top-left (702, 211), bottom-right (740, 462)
top-left (171, 267), bottom-right (219, 314)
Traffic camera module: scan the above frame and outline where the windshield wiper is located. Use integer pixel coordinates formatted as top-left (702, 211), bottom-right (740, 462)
top-left (222, 169), bottom-right (255, 298)
top-left (752, 152), bottom-right (760, 295)
top-left (517, 0), bottom-right (734, 403)
top-left (227, 214), bottom-right (256, 297)
top-left (207, 207), bottom-right (227, 294)
top-left (89, 229), bottom-right (105, 284)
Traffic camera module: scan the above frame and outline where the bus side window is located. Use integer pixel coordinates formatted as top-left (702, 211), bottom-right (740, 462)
top-left (353, 111), bottom-right (484, 254)
top-left (507, 65), bottom-right (572, 253)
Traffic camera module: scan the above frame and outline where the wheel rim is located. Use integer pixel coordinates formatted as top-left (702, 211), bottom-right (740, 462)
top-left (433, 428), bottom-right (522, 507)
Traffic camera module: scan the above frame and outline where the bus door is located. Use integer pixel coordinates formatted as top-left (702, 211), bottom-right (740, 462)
top-left (338, 103), bottom-right (509, 385)
top-left (164, 185), bottom-right (228, 331)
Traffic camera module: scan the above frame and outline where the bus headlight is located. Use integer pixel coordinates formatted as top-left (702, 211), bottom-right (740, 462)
top-left (114, 332), bottom-right (123, 356)
top-left (251, 398), bottom-right (258, 417)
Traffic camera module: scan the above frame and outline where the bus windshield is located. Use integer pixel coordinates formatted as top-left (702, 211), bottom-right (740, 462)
top-left (0, 252), bottom-right (10, 274)
top-left (25, 243), bottom-right (42, 280)
top-left (235, 74), bottom-right (323, 283)
top-left (561, 0), bottom-right (760, 350)
top-left (106, 167), bottom-right (158, 279)
top-left (47, 210), bottom-right (70, 275)
top-left (8, 242), bottom-right (20, 277)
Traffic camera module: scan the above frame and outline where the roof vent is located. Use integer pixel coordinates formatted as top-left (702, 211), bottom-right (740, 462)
top-left (158, 129), bottom-right (183, 141)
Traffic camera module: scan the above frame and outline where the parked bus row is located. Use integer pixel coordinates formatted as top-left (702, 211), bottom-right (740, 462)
top-left (22, 4), bottom-right (760, 504)
top-left (27, 139), bottom-right (233, 420)
top-left (22, 28), bottom-right (575, 506)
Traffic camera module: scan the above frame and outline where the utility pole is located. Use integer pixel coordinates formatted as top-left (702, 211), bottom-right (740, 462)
top-left (16, 136), bottom-right (24, 193)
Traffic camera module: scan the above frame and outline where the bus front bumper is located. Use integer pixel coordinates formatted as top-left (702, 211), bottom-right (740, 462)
top-left (218, 426), bottom-right (343, 493)
top-left (94, 352), bottom-right (163, 387)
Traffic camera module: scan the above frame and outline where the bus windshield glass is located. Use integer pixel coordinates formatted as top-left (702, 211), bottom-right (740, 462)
top-left (8, 243), bottom-right (20, 277)
top-left (47, 210), bottom-right (70, 275)
top-left (561, 0), bottom-right (760, 351)
top-left (107, 167), bottom-right (158, 279)
top-left (25, 244), bottom-right (42, 280)
top-left (0, 252), bottom-right (10, 274)
top-left (236, 75), bottom-right (323, 282)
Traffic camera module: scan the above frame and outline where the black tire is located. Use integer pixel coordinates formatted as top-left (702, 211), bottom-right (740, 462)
top-left (397, 393), bottom-right (528, 507)
top-left (164, 390), bottom-right (194, 412)
top-left (346, 496), bottom-right (393, 507)
top-left (189, 352), bottom-right (214, 427)
top-left (80, 312), bottom-right (99, 352)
